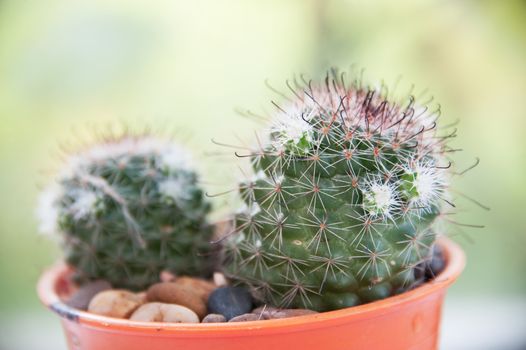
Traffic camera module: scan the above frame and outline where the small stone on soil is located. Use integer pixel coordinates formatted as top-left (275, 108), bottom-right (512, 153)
top-left (252, 306), bottom-right (317, 319)
top-left (160, 270), bottom-right (177, 283)
top-left (425, 245), bottom-right (445, 280)
top-left (130, 302), bottom-right (199, 323)
top-left (87, 290), bottom-right (145, 319)
top-left (174, 277), bottom-right (216, 302)
top-left (213, 272), bottom-right (228, 287)
top-left (207, 286), bottom-right (253, 321)
top-left (146, 282), bottom-right (207, 319)
top-left (201, 313), bottom-right (227, 323)
top-left (66, 280), bottom-right (112, 310)
top-left (229, 313), bottom-right (261, 322)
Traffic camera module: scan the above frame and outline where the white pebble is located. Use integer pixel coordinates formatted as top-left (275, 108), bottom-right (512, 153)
top-left (130, 302), bottom-right (199, 323)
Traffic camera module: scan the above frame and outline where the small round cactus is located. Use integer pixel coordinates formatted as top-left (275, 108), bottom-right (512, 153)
top-left (37, 135), bottom-right (214, 290)
top-left (223, 71), bottom-right (452, 311)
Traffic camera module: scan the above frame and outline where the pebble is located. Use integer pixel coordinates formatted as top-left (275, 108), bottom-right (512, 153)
top-left (207, 286), bottom-right (253, 321)
top-left (213, 272), bottom-right (228, 287)
top-left (130, 302), bottom-right (199, 323)
top-left (229, 313), bottom-right (261, 322)
top-left (66, 280), bottom-right (112, 310)
top-left (175, 277), bottom-right (216, 301)
top-left (251, 306), bottom-right (279, 319)
top-left (160, 270), bottom-right (177, 283)
top-left (270, 309), bottom-right (318, 319)
top-left (147, 283), bottom-right (207, 319)
top-left (201, 313), bottom-right (227, 323)
top-left (252, 306), bottom-right (318, 320)
top-left (413, 245), bottom-right (446, 283)
top-left (425, 245), bottom-right (445, 280)
top-left (88, 290), bottom-right (145, 318)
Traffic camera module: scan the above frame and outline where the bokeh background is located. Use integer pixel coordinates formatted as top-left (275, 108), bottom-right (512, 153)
top-left (0, 0), bottom-right (525, 349)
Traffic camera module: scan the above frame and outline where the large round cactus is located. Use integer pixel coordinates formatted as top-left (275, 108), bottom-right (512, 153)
top-left (38, 135), bottom-right (213, 290)
top-left (223, 72), bottom-right (451, 311)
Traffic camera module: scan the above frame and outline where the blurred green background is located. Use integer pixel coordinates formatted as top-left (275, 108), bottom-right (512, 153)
top-left (0, 0), bottom-right (525, 349)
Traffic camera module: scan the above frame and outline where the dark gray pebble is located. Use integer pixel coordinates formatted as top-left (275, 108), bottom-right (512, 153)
top-left (425, 245), bottom-right (445, 280)
top-left (207, 287), bottom-right (253, 321)
top-left (414, 245), bottom-right (446, 283)
top-left (66, 280), bottom-right (112, 310)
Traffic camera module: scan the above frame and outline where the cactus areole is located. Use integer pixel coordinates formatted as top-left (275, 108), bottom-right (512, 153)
top-left (38, 136), bottom-right (213, 290)
top-left (224, 72), bottom-right (452, 311)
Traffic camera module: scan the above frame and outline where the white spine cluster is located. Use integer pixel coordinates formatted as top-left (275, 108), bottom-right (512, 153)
top-left (362, 178), bottom-right (400, 220)
top-left (61, 137), bottom-right (192, 180)
top-left (158, 176), bottom-right (192, 203)
top-left (36, 186), bottom-right (61, 236)
top-left (403, 159), bottom-right (448, 212)
top-left (270, 113), bottom-right (314, 153)
top-left (69, 189), bottom-right (101, 220)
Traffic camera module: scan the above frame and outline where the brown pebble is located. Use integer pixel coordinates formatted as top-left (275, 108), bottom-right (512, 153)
top-left (147, 283), bottom-right (207, 319)
top-left (88, 290), bottom-right (145, 318)
top-left (176, 277), bottom-right (216, 301)
top-left (66, 280), bottom-right (112, 310)
top-left (130, 302), bottom-right (199, 323)
top-left (201, 313), bottom-right (227, 323)
top-left (229, 313), bottom-right (261, 322)
top-left (252, 306), bottom-right (318, 320)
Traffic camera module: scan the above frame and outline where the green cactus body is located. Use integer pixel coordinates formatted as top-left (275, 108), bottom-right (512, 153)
top-left (224, 73), bottom-right (451, 311)
top-left (38, 137), bottom-right (213, 290)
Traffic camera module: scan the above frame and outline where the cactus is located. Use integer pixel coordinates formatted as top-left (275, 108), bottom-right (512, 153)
top-left (37, 135), bottom-right (213, 290)
top-left (223, 71), bottom-right (452, 311)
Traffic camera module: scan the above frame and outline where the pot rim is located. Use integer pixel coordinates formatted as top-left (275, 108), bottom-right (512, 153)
top-left (37, 236), bottom-right (465, 334)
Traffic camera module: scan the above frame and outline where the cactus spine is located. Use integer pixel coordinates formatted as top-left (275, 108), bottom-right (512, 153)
top-left (223, 71), bottom-right (452, 311)
top-left (37, 135), bottom-right (213, 290)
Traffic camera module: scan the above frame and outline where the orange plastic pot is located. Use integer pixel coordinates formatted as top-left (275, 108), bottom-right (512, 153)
top-left (37, 237), bottom-right (464, 350)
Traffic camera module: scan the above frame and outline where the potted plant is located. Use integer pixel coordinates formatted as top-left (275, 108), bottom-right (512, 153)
top-left (37, 71), bottom-right (466, 350)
